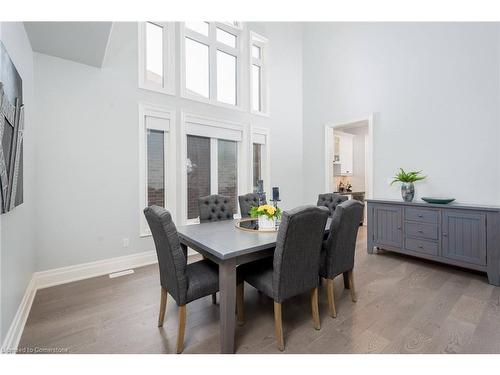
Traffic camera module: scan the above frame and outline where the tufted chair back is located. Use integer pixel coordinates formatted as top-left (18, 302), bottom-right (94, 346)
top-left (143, 206), bottom-right (188, 305)
top-left (317, 193), bottom-right (348, 217)
top-left (238, 193), bottom-right (264, 218)
top-left (198, 194), bottom-right (234, 223)
top-left (272, 205), bottom-right (329, 302)
top-left (320, 200), bottom-right (364, 279)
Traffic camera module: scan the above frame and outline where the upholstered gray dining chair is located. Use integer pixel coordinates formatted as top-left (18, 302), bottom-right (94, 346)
top-left (198, 194), bottom-right (234, 223)
top-left (238, 193), bottom-right (263, 218)
top-left (317, 193), bottom-right (348, 217)
top-left (319, 199), bottom-right (364, 318)
top-left (144, 205), bottom-right (219, 354)
top-left (236, 205), bottom-right (329, 351)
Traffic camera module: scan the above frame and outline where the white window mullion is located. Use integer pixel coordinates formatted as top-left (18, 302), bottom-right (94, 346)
top-left (210, 138), bottom-right (218, 194)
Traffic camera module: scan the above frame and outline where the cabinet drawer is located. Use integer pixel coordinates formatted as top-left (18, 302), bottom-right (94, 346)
top-left (405, 221), bottom-right (438, 240)
top-left (405, 237), bottom-right (439, 256)
top-left (405, 207), bottom-right (439, 224)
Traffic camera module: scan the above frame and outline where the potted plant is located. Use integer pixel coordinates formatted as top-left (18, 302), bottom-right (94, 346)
top-left (250, 204), bottom-right (282, 229)
top-left (390, 168), bottom-right (426, 202)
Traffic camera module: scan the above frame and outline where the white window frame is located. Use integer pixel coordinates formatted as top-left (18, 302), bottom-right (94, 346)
top-left (138, 103), bottom-right (177, 236)
top-left (250, 31), bottom-right (269, 116)
top-left (180, 112), bottom-right (248, 224)
top-left (138, 22), bottom-right (176, 95)
top-left (180, 22), bottom-right (245, 110)
top-left (251, 127), bottom-right (271, 197)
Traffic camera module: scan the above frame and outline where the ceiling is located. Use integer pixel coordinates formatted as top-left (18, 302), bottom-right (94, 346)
top-left (24, 22), bottom-right (113, 68)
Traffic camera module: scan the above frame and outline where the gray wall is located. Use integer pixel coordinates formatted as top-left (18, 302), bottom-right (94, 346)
top-left (0, 22), bottom-right (36, 345)
top-left (34, 22), bottom-right (304, 271)
top-left (303, 23), bottom-right (500, 205)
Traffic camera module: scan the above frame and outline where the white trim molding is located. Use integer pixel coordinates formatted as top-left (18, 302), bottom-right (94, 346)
top-left (1, 250), bottom-right (158, 353)
top-left (1, 275), bottom-right (37, 354)
top-left (250, 126), bottom-right (271, 196)
top-left (249, 31), bottom-right (269, 116)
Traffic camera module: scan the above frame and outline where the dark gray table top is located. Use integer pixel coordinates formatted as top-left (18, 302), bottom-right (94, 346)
top-left (177, 218), bottom-right (332, 261)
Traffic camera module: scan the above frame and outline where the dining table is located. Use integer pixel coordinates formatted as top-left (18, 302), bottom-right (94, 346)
top-left (176, 217), bottom-right (332, 354)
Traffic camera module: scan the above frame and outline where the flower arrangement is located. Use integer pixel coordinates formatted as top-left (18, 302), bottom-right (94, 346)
top-left (249, 204), bottom-right (282, 220)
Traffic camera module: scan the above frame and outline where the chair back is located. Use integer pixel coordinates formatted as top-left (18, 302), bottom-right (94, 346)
top-left (323, 200), bottom-right (364, 278)
top-left (273, 205), bottom-right (329, 302)
top-left (143, 206), bottom-right (187, 305)
top-left (238, 193), bottom-right (261, 218)
top-left (198, 194), bottom-right (234, 223)
top-left (317, 193), bottom-right (348, 217)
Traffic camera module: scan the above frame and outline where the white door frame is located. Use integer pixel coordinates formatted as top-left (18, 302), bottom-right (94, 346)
top-left (324, 114), bottom-right (375, 199)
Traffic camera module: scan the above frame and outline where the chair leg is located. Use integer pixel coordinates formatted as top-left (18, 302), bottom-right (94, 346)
top-left (176, 305), bottom-right (187, 354)
top-left (326, 278), bottom-right (337, 318)
top-left (212, 293), bottom-right (217, 304)
top-left (158, 287), bottom-right (167, 327)
top-left (311, 287), bottom-right (321, 330)
top-left (348, 270), bottom-right (357, 302)
top-left (343, 272), bottom-right (350, 289)
top-left (236, 282), bottom-right (245, 326)
top-left (273, 301), bottom-right (285, 351)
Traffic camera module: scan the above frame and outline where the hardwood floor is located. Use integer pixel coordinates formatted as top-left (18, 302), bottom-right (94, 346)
top-left (19, 227), bottom-right (500, 354)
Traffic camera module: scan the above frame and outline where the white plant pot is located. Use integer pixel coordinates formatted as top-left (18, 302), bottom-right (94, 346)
top-left (258, 215), bottom-right (275, 229)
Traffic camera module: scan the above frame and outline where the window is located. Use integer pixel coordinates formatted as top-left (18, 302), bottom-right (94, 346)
top-left (181, 22), bottom-right (242, 108)
top-left (251, 127), bottom-right (270, 196)
top-left (139, 104), bottom-right (176, 236)
top-left (183, 114), bottom-right (244, 223)
top-left (138, 22), bottom-right (175, 95)
top-left (250, 32), bottom-right (269, 114)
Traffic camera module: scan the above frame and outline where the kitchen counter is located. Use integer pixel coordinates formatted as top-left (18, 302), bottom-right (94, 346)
top-left (335, 191), bottom-right (365, 195)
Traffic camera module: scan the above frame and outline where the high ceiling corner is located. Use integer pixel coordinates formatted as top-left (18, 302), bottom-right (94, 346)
top-left (24, 22), bottom-right (113, 68)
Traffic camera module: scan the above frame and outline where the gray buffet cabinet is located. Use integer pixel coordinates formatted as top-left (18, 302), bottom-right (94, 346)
top-left (367, 199), bottom-right (500, 286)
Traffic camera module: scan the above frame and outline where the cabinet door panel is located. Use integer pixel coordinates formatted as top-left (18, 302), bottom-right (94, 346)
top-left (373, 205), bottom-right (403, 248)
top-left (442, 210), bottom-right (486, 266)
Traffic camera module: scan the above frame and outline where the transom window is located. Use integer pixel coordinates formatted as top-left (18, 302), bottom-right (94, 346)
top-left (181, 22), bottom-right (242, 108)
top-left (250, 32), bottom-right (269, 114)
top-left (138, 22), bottom-right (175, 95)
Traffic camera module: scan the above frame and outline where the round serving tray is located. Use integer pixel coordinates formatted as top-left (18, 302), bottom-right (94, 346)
top-left (235, 218), bottom-right (279, 233)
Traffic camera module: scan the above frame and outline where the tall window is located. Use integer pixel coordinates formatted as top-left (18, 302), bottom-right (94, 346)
top-left (182, 22), bottom-right (242, 107)
top-left (183, 114), bottom-right (243, 223)
top-left (252, 143), bottom-right (262, 191)
top-left (250, 32), bottom-right (268, 114)
top-left (138, 22), bottom-right (175, 95)
top-left (251, 128), bottom-right (269, 195)
top-left (139, 104), bottom-right (176, 236)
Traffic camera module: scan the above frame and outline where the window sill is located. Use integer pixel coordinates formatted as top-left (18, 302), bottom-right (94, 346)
top-left (180, 91), bottom-right (246, 113)
top-left (251, 109), bottom-right (270, 118)
top-left (138, 83), bottom-right (175, 97)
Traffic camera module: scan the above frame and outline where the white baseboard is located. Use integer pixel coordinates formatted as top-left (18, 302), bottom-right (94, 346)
top-left (1, 275), bottom-right (37, 354)
top-left (36, 250), bottom-right (157, 290)
top-left (1, 250), bottom-right (158, 353)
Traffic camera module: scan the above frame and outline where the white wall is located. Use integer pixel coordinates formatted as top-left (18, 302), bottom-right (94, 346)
top-left (34, 22), bottom-right (303, 271)
top-left (303, 23), bottom-right (500, 205)
top-left (0, 22), bottom-right (36, 345)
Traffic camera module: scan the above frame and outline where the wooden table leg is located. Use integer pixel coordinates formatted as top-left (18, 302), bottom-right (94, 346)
top-left (219, 258), bottom-right (237, 354)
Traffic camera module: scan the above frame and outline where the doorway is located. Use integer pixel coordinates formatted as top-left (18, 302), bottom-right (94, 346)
top-left (324, 115), bottom-right (374, 223)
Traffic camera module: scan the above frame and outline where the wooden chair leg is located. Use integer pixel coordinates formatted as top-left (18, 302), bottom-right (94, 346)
top-left (236, 283), bottom-right (245, 326)
top-left (326, 278), bottom-right (337, 318)
top-left (212, 293), bottom-right (217, 304)
top-left (273, 301), bottom-right (285, 351)
top-left (158, 287), bottom-right (167, 327)
top-left (176, 305), bottom-right (187, 354)
top-left (311, 287), bottom-right (321, 330)
top-left (348, 270), bottom-right (357, 302)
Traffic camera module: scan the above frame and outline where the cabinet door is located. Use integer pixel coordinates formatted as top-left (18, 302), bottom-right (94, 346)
top-left (339, 135), bottom-right (353, 175)
top-left (373, 205), bottom-right (403, 248)
top-left (442, 210), bottom-right (486, 266)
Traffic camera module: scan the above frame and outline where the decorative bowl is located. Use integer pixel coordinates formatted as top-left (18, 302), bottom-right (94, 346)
top-left (421, 197), bottom-right (455, 204)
